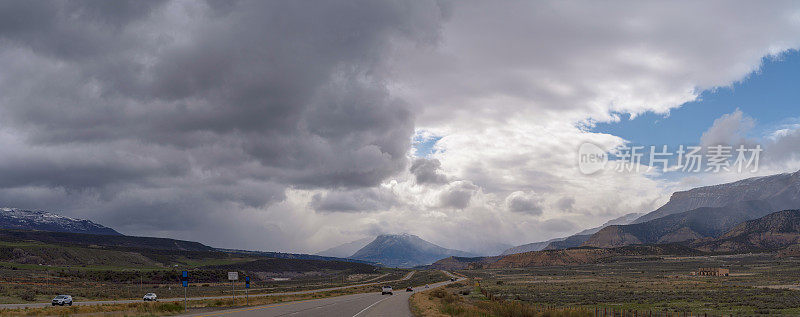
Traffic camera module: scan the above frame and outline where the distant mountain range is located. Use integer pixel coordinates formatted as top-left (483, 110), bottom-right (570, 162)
top-left (0, 208), bottom-right (121, 235)
top-left (583, 200), bottom-right (775, 248)
top-left (349, 233), bottom-right (474, 268)
top-left (433, 209), bottom-right (800, 269)
top-left (504, 170), bottom-right (800, 254)
top-left (501, 212), bottom-right (642, 255)
top-left (0, 207), bottom-right (366, 264)
top-left (583, 171), bottom-right (800, 249)
top-left (633, 171), bottom-right (800, 223)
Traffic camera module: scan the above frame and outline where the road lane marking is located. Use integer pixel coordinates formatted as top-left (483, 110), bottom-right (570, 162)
top-left (190, 293), bottom-right (376, 317)
top-left (190, 298), bottom-right (324, 317)
top-left (352, 295), bottom-right (392, 317)
top-left (279, 295), bottom-right (379, 316)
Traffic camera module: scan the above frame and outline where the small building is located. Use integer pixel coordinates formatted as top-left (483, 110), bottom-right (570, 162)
top-left (695, 267), bottom-right (729, 276)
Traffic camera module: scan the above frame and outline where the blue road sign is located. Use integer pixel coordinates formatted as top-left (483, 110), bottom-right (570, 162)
top-left (245, 276), bottom-right (250, 288)
top-left (181, 270), bottom-right (189, 287)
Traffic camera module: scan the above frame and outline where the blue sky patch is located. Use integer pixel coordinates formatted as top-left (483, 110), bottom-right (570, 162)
top-left (593, 50), bottom-right (800, 148)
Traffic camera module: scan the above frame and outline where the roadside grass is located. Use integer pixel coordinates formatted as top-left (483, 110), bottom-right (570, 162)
top-left (0, 302), bottom-right (185, 317)
top-left (411, 280), bottom-right (594, 317)
top-left (454, 253), bottom-right (800, 316)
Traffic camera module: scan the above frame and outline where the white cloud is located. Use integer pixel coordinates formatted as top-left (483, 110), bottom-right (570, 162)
top-left (700, 109), bottom-right (756, 147)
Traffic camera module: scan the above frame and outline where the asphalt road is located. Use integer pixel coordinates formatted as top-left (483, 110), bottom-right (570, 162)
top-left (181, 273), bottom-right (463, 317)
top-left (0, 271), bottom-right (417, 310)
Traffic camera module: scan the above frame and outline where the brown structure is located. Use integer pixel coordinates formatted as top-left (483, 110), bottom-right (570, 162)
top-left (696, 267), bottom-right (729, 276)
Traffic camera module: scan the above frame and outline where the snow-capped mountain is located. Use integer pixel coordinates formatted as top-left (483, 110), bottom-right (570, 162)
top-left (0, 208), bottom-right (121, 235)
top-left (349, 233), bottom-right (474, 268)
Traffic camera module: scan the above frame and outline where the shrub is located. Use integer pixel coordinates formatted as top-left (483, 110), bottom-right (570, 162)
top-left (156, 302), bottom-right (184, 312)
top-left (19, 290), bottom-right (36, 301)
top-left (432, 289), bottom-right (447, 298)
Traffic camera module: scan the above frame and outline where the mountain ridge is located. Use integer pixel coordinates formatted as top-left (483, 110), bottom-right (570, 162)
top-left (633, 171), bottom-right (800, 224)
top-left (0, 208), bottom-right (121, 236)
top-left (583, 200), bottom-right (775, 248)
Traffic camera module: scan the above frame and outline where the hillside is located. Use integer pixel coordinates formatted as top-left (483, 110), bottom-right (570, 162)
top-left (633, 171), bottom-right (800, 224)
top-left (583, 200), bottom-right (774, 248)
top-left (0, 229), bottom-right (214, 251)
top-left (0, 229), bottom-right (381, 275)
top-left (427, 256), bottom-right (501, 270)
top-left (0, 208), bottom-right (120, 235)
top-left (349, 233), bottom-right (474, 268)
top-left (501, 238), bottom-right (564, 255)
top-left (488, 244), bottom-right (701, 269)
top-left (544, 234), bottom-right (592, 250)
top-left (692, 209), bottom-right (800, 253)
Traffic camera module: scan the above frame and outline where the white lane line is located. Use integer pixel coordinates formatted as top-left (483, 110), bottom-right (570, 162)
top-left (282, 294), bottom-right (376, 316)
top-left (352, 295), bottom-right (392, 317)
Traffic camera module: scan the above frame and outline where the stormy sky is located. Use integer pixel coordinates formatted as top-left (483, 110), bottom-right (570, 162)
top-left (2, 0), bottom-right (800, 254)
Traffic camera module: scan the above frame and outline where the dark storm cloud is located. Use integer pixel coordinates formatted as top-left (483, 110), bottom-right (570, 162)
top-left (0, 0), bottom-right (448, 247)
top-left (505, 191), bottom-right (544, 216)
top-left (309, 188), bottom-right (398, 213)
top-left (438, 181), bottom-right (478, 209)
top-left (410, 158), bottom-right (448, 184)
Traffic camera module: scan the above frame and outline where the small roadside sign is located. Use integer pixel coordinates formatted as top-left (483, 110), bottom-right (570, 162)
top-left (181, 270), bottom-right (188, 312)
top-left (228, 271), bottom-right (239, 281)
top-left (181, 271), bottom-right (189, 287)
top-left (245, 276), bottom-right (250, 305)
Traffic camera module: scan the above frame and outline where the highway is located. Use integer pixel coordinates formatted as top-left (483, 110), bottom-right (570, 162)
top-left (0, 271), bottom-right (418, 310)
top-left (181, 273), bottom-right (463, 317)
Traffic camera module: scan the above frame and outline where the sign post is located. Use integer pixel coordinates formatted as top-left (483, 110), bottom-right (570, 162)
top-left (228, 272), bottom-right (238, 305)
top-left (245, 276), bottom-right (250, 306)
top-left (181, 271), bottom-right (189, 312)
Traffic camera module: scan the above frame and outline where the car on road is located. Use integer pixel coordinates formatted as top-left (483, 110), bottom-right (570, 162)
top-left (381, 286), bottom-right (393, 295)
top-left (51, 295), bottom-right (73, 306)
top-left (406, 287), bottom-right (413, 292)
top-left (450, 278), bottom-right (456, 281)
top-left (143, 293), bottom-right (157, 301)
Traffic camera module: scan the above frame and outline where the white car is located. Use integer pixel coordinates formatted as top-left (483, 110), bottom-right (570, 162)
top-left (143, 293), bottom-right (157, 301)
top-left (52, 295), bottom-right (73, 306)
top-left (381, 286), bottom-right (393, 295)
